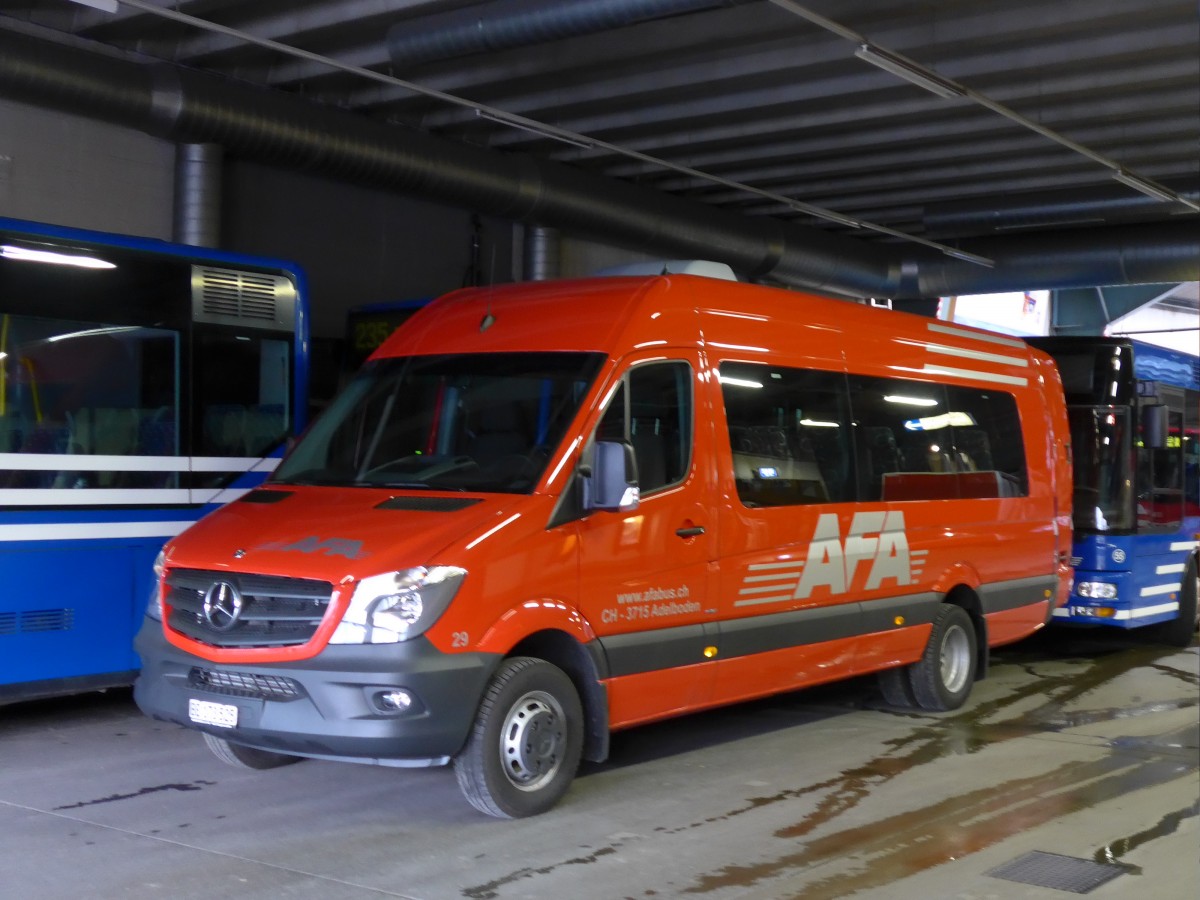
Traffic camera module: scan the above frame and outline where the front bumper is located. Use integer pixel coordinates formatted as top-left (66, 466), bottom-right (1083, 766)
top-left (133, 619), bottom-right (500, 765)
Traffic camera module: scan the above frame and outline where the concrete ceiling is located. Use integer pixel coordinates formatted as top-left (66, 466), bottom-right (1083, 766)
top-left (1, 0), bottom-right (1197, 310)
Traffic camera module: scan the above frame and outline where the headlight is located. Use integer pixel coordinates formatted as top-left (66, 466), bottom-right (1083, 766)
top-left (329, 566), bottom-right (466, 644)
top-left (1076, 581), bottom-right (1118, 600)
top-left (146, 549), bottom-right (166, 621)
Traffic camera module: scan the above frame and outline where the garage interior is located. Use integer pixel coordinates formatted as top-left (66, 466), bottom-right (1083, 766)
top-left (0, 1), bottom-right (1197, 898)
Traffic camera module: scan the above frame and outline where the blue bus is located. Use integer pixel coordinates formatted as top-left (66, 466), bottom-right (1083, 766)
top-left (0, 217), bottom-right (309, 703)
top-left (1031, 337), bottom-right (1199, 645)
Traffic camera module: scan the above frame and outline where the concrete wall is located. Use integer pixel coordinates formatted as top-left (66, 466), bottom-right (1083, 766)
top-left (0, 97), bottom-right (173, 238)
top-left (0, 97), bottom-right (646, 345)
top-left (0, 95), bottom-right (691, 406)
top-left (222, 159), bottom-right (515, 340)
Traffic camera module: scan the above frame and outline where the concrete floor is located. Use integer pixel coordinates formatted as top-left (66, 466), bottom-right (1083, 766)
top-left (1, 630), bottom-right (1196, 900)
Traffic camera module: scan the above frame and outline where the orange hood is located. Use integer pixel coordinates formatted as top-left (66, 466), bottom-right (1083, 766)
top-left (163, 486), bottom-right (531, 584)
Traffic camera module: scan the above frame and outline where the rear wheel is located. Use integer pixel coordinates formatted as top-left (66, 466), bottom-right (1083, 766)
top-left (202, 732), bottom-right (302, 770)
top-left (454, 657), bottom-right (583, 818)
top-left (909, 604), bottom-right (977, 711)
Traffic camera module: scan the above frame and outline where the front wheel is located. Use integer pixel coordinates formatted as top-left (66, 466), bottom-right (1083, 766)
top-left (908, 604), bottom-right (977, 712)
top-left (454, 657), bottom-right (583, 818)
top-left (202, 732), bottom-right (302, 770)
top-left (1148, 558), bottom-right (1198, 648)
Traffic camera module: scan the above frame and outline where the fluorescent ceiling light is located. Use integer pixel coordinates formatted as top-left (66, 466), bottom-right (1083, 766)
top-left (66, 0), bottom-right (118, 11)
top-left (717, 376), bottom-right (763, 389)
top-left (941, 246), bottom-right (996, 267)
top-left (47, 326), bottom-right (138, 343)
top-left (884, 394), bottom-right (938, 407)
top-left (855, 44), bottom-right (966, 99)
top-left (1111, 169), bottom-right (1177, 203)
top-left (1, 245), bottom-right (116, 269)
top-left (904, 411), bottom-right (977, 431)
top-left (474, 109), bottom-right (594, 150)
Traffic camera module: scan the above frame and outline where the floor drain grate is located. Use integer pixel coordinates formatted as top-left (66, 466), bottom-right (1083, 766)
top-left (987, 851), bottom-right (1126, 893)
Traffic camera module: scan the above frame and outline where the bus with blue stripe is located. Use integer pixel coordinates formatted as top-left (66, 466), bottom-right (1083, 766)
top-left (1, 217), bottom-right (309, 702)
top-left (1031, 337), bottom-right (1199, 645)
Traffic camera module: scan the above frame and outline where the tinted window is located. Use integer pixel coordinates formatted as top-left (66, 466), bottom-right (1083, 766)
top-left (718, 362), bottom-right (1029, 507)
top-left (719, 362), bottom-right (854, 507)
top-left (849, 376), bottom-right (1027, 501)
top-left (598, 361), bottom-right (692, 493)
top-left (945, 385), bottom-right (1028, 497)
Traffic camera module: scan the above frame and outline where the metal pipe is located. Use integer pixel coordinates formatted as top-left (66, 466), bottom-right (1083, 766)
top-left (924, 177), bottom-right (1200, 238)
top-left (524, 225), bottom-right (561, 281)
top-left (387, 0), bottom-right (747, 69)
top-left (173, 142), bottom-right (223, 247)
top-left (0, 29), bottom-right (1195, 298)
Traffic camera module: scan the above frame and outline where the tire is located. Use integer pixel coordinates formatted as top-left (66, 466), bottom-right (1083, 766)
top-left (877, 666), bottom-right (917, 709)
top-left (202, 731), bottom-right (302, 770)
top-left (1149, 558), bottom-right (1198, 648)
top-left (908, 604), bottom-right (977, 712)
top-left (454, 657), bottom-right (583, 819)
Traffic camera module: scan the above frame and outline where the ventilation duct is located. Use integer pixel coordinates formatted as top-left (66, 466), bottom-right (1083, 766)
top-left (174, 142), bottom-right (223, 248)
top-left (388, 0), bottom-right (749, 69)
top-left (0, 28), bottom-right (1195, 299)
top-left (925, 177), bottom-right (1200, 239)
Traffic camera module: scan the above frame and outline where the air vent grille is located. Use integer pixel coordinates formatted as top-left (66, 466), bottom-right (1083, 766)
top-left (17, 609), bottom-right (75, 632)
top-left (192, 265), bottom-right (297, 332)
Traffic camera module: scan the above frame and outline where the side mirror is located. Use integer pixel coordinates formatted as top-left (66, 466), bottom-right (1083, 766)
top-left (1141, 404), bottom-right (1167, 449)
top-left (583, 440), bottom-right (640, 512)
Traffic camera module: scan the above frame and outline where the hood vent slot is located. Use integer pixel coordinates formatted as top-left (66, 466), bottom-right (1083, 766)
top-left (238, 490), bottom-right (294, 504)
top-left (192, 265), bottom-right (297, 332)
top-left (375, 496), bottom-right (483, 512)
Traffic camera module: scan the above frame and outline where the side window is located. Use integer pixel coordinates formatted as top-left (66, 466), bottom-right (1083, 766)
top-left (719, 362), bottom-right (854, 507)
top-left (945, 385), bottom-right (1029, 498)
top-left (194, 328), bottom-right (292, 459)
top-left (0, 314), bottom-right (180, 489)
top-left (848, 376), bottom-right (956, 501)
top-left (598, 361), bottom-right (692, 493)
top-left (1137, 406), bottom-right (1183, 529)
top-left (848, 376), bottom-right (1029, 501)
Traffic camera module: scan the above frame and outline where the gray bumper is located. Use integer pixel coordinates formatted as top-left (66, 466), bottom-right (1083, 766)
top-left (133, 619), bottom-right (500, 765)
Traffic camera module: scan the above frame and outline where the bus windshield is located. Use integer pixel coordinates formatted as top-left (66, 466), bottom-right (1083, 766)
top-left (274, 352), bottom-right (605, 494)
top-left (1069, 406), bottom-right (1134, 532)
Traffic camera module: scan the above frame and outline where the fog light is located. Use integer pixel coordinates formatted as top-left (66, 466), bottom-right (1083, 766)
top-left (377, 690), bottom-right (413, 711)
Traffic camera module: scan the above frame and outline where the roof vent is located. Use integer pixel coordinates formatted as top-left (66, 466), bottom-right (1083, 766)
top-left (192, 265), bottom-right (297, 332)
top-left (593, 260), bottom-right (739, 281)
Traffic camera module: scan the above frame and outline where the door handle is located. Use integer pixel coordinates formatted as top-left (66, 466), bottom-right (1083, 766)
top-left (675, 526), bottom-right (705, 538)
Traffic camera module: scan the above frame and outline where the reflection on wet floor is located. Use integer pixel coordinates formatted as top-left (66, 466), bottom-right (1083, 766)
top-left (678, 635), bottom-right (1199, 897)
top-left (460, 634), bottom-right (1197, 900)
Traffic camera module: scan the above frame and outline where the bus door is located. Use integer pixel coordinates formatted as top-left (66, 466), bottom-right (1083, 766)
top-left (577, 353), bottom-right (717, 726)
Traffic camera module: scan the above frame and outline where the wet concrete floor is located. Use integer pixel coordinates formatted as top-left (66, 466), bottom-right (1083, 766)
top-left (1, 629), bottom-right (1196, 899)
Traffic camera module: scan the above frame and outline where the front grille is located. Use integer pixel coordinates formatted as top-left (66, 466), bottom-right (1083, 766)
top-left (166, 568), bottom-right (333, 649)
top-left (188, 667), bottom-right (304, 701)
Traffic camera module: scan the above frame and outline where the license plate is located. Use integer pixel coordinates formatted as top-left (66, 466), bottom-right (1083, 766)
top-left (188, 698), bottom-right (238, 729)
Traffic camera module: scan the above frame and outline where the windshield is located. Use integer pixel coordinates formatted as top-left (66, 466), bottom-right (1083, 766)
top-left (273, 352), bottom-right (604, 493)
top-left (1069, 406), bottom-right (1134, 532)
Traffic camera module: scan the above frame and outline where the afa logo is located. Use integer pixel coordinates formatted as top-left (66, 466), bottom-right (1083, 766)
top-left (796, 511), bottom-right (910, 598)
top-left (737, 511), bottom-right (920, 607)
top-left (258, 536), bottom-right (368, 560)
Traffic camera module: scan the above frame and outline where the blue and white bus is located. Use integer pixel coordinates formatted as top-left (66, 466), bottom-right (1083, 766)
top-left (1, 217), bottom-right (309, 703)
top-left (1031, 337), bottom-right (1199, 645)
